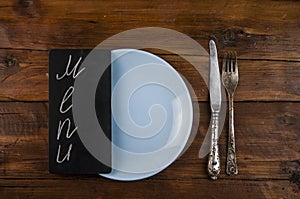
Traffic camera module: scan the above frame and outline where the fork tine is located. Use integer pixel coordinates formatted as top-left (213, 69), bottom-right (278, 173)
top-left (230, 51), bottom-right (234, 72)
top-left (231, 51), bottom-right (235, 73)
top-left (234, 51), bottom-right (238, 73)
top-left (223, 52), bottom-right (227, 73)
top-left (227, 52), bottom-right (231, 72)
top-left (229, 52), bottom-right (233, 72)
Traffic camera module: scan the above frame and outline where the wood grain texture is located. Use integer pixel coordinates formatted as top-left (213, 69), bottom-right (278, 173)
top-left (0, 102), bottom-right (299, 198)
top-left (0, 179), bottom-right (299, 199)
top-left (0, 50), bottom-right (300, 101)
top-left (0, 0), bottom-right (299, 198)
top-left (0, 0), bottom-right (299, 60)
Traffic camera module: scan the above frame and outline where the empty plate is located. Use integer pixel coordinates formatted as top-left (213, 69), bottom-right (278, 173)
top-left (100, 49), bottom-right (193, 181)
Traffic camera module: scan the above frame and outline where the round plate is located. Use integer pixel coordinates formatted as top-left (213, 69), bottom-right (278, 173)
top-left (100, 49), bottom-right (193, 181)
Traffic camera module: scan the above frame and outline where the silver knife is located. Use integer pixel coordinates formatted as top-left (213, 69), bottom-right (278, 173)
top-left (208, 40), bottom-right (221, 180)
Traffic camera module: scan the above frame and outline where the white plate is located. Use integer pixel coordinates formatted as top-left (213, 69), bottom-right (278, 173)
top-left (100, 49), bottom-right (193, 181)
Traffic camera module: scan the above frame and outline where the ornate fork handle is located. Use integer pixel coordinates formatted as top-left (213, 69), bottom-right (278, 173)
top-left (208, 111), bottom-right (221, 180)
top-left (226, 94), bottom-right (238, 175)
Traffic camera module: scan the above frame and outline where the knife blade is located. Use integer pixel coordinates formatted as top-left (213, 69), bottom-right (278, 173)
top-left (208, 40), bottom-right (221, 180)
top-left (209, 40), bottom-right (222, 112)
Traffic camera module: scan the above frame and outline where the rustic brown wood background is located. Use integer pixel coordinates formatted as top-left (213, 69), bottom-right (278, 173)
top-left (0, 0), bottom-right (299, 198)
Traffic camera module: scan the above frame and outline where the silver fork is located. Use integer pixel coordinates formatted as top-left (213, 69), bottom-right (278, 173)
top-left (222, 52), bottom-right (239, 176)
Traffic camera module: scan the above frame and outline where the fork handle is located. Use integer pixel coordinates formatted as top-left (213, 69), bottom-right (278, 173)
top-left (226, 94), bottom-right (238, 175)
top-left (208, 112), bottom-right (221, 180)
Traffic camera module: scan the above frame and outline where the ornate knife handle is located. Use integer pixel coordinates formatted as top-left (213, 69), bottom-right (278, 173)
top-left (208, 112), bottom-right (221, 180)
top-left (226, 95), bottom-right (238, 175)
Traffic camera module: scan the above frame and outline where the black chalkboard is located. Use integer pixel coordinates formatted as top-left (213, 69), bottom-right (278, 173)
top-left (49, 49), bottom-right (111, 174)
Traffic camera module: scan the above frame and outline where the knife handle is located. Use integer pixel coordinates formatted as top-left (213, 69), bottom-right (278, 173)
top-left (208, 112), bottom-right (221, 180)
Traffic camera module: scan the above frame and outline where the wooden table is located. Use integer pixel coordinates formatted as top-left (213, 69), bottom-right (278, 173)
top-left (0, 0), bottom-right (299, 198)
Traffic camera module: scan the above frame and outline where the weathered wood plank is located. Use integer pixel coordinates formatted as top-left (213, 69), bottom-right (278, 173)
top-left (0, 1), bottom-right (299, 198)
top-left (0, 178), bottom-right (299, 199)
top-left (0, 0), bottom-right (299, 60)
top-left (0, 49), bottom-right (299, 101)
top-left (0, 102), bottom-right (299, 182)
